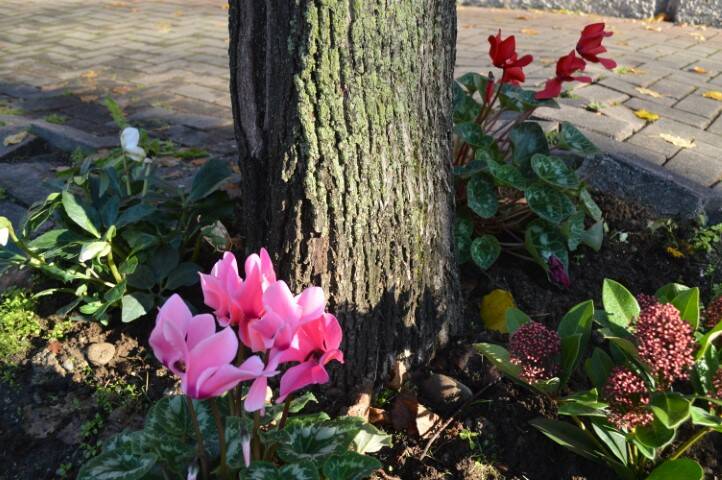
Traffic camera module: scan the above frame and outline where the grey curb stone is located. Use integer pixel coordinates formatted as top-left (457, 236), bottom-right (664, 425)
top-left (29, 120), bottom-right (117, 153)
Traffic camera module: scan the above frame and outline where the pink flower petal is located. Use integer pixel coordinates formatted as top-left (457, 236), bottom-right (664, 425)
top-left (244, 376), bottom-right (268, 412)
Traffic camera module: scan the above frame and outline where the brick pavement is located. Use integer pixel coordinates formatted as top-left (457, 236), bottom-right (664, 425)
top-left (0, 2), bottom-right (721, 196)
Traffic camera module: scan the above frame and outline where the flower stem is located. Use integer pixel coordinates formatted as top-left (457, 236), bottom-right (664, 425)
top-left (210, 398), bottom-right (231, 480)
top-left (122, 157), bottom-right (132, 196)
top-left (670, 427), bottom-right (712, 460)
top-left (106, 249), bottom-right (123, 284)
top-left (277, 396), bottom-right (293, 430)
top-left (251, 412), bottom-right (262, 461)
top-left (141, 162), bottom-right (152, 197)
top-left (186, 397), bottom-right (209, 480)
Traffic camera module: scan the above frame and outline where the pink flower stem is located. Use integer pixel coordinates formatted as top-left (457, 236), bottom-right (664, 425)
top-left (277, 395), bottom-right (293, 430)
top-left (186, 397), bottom-right (209, 480)
top-left (251, 412), bottom-right (262, 461)
top-left (210, 399), bottom-right (231, 480)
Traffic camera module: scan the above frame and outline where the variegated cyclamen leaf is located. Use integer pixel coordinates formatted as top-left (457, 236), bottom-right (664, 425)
top-left (322, 452), bottom-right (382, 480)
top-left (240, 461), bottom-right (320, 480)
top-left (76, 450), bottom-right (156, 480)
top-left (277, 423), bottom-right (352, 463)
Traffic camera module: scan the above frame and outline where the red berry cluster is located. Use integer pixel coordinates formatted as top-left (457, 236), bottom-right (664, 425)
top-left (604, 366), bottom-right (654, 430)
top-left (635, 293), bottom-right (659, 311)
top-left (704, 296), bottom-right (722, 329)
top-left (635, 303), bottom-right (695, 386)
top-left (509, 321), bottom-right (560, 383)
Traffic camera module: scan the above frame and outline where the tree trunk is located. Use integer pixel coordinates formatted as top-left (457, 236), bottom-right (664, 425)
top-left (228, 0), bottom-right (460, 387)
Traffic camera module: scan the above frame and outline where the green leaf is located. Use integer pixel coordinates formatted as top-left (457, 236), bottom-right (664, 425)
top-left (561, 211), bottom-right (585, 251)
top-left (454, 122), bottom-right (492, 148)
top-left (670, 287), bottom-right (700, 330)
top-left (27, 229), bottom-right (83, 250)
top-left (649, 393), bottom-right (690, 429)
top-left (226, 416), bottom-right (254, 469)
top-left (76, 450), bottom-right (156, 480)
top-left (121, 293), bottom-right (154, 323)
top-left (62, 190), bottom-right (101, 238)
top-left (116, 204), bottom-right (156, 229)
top-left (79, 241), bottom-right (111, 262)
top-left (589, 419), bottom-right (628, 466)
top-left (585, 348), bottom-right (614, 390)
top-left (558, 300), bottom-right (594, 345)
top-left (473, 343), bottom-right (522, 379)
top-left (470, 235), bottom-right (500, 270)
top-left (351, 423), bottom-right (392, 455)
top-left (453, 90), bottom-right (483, 123)
top-left (506, 307), bottom-right (531, 334)
top-left (696, 319), bottom-right (722, 360)
top-left (150, 246), bottom-right (180, 282)
top-left (510, 123), bottom-right (549, 171)
top-left (579, 188), bottom-right (603, 222)
top-left (164, 262), bottom-right (201, 291)
top-left (529, 418), bottom-right (603, 462)
top-left (581, 221), bottom-right (604, 252)
top-left (558, 122), bottom-right (599, 155)
top-left (454, 217), bottom-right (474, 264)
top-left (276, 422), bottom-right (356, 464)
top-left (126, 264), bottom-right (157, 290)
top-left (188, 158), bottom-right (232, 203)
top-left (467, 175), bottom-right (498, 218)
top-left (323, 452), bottom-right (382, 480)
top-left (531, 154), bottom-right (580, 189)
top-left (525, 183), bottom-right (576, 224)
top-left (104, 281), bottom-right (127, 304)
top-left (602, 279), bottom-right (639, 327)
top-left (634, 418), bottom-right (675, 449)
top-left (524, 219), bottom-right (568, 272)
top-left (690, 405), bottom-right (722, 430)
top-left (453, 159), bottom-right (487, 178)
top-left (455, 72), bottom-right (489, 94)
top-left (560, 334), bottom-right (582, 387)
top-left (500, 85), bottom-right (559, 112)
top-left (646, 458), bottom-right (703, 480)
top-left (99, 195), bottom-right (120, 228)
top-left (654, 283), bottom-right (689, 303)
top-left (240, 462), bottom-right (320, 480)
top-left (486, 158), bottom-right (530, 190)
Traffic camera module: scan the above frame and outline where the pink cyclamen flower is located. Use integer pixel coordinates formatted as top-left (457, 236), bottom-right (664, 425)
top-left (508, 321), bottom-right (560, 382)
top-left (246, 280), bottom-right (326, 353)
top-left (635, 303), bottom-right (695, 386)
top-left (604, 366), bottom-right (653, 430)
top-left (149, 294), bottom-right (264, 399)
top-left (200, 249), bottom-right (276, 328)
top-left (277, 313), bottom-right (344, 402)
top-left (576, 23), bottom-right (617, 70)
top-left (535, 51), bottom-right (592, 100)
top-left (240, 354), bottom-right (280, 413)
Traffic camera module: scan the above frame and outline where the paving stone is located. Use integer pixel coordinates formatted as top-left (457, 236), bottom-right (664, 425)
top-left (574, 84), bottom-right (630, 105)
top-left (582, 130), bottom-right (667, 166)
top-left (674, 93), bottom-right (722, 119)
top-left (0, 161), bottom-right (59, 207)
top-left (624, 98), bottom-right (710, 128)
top-left (0, 201), bottom-right (28, 227)
top-left (626, 130), bottom-right (681, 159)
top-left (665, 149), bottom-right (722, 188)
top-left (646, 78), bottom-right (696, 100)
top-left (30, 120), bottom-right (117, 152)
top-left (534, 104), bottom-right (636, 141)
top-left (598, 77), bottom-right (677, 106)
top-left (642, 118), bottom-right (722, 149)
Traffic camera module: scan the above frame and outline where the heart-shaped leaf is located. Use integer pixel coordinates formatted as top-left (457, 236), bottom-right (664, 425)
top-left (470, 235), bottom-right (501, 270)
top-left (525, 183), bottom-right (575, 224)
top-left (467, 175), bottom-right (498, 218)
top-left (531, 154), bottom-right (580, 189)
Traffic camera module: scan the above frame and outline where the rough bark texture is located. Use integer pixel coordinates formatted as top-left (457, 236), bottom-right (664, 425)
top-left (228, 0), bottom-right (460, 387)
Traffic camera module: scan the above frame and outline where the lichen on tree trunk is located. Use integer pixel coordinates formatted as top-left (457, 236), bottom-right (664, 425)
top-left (229, 0), bottom-right (461, 387)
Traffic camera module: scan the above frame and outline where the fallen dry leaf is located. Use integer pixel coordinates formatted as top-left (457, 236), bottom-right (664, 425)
top-left (156, 22), bottom-right (172, 33)
top-left (80, 95), bottom-right (99, 103)
top-left (635, 87), bottom-right (663, 98)
top-left (516, 15), bottom-right (529, 20)
top-left (520, 28), bottom-right (539, 36)
top-left (112, 85), bottom-right (133, 95)
top-left (480, 289), bottom-right (515, 333)
top-left (644, 25), bottom-right (662, 32)
top-left (660, 133), bottom-right (696, 148)
top-left (387, 361), bottom-right (407, 391)
top-left (346, 383), bottom-right (373, 420)
top-left (634, 109), bottom-right (660, 122)
top-left (691, 66), bottom-right (708, 74)
top-left (81, 70), bottom-right (98, 80)
top-left (3, 131), bottom-right (28, 146)
top-left (690, 32), bottom-right (706, 42)
top-left (190, 158), bottom-right (209, 167)
top-left (391, 392), bottom-right (439, 438)
top-left (703, 91), bottom-right (722, 101)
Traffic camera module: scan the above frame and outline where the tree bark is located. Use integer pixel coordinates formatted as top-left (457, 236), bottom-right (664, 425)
top-left (228, 0), bottom-right (460, 387)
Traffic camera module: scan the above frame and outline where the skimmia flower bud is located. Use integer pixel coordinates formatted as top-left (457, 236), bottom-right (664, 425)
top-left (604, 366), bottom-right (653, 430)
top-left (713, 369), bottom-right (722, 400)
top-left (635, 303), bottom-right (694, 386)
top-left (508, 321), bottom-right (560, 382)
top-left (704, 296), bottom-right (722, 329)
top-left (636, 293), bottom-right (658, 311)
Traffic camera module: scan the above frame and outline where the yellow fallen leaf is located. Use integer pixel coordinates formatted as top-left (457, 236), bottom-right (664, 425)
top-left (480, 289), bottom-right (515, 333)
top-left (3, 131), bottom-right (28, 146)
top-left (520, 28), bottom-right (539, 36)
top-left (635, 109), bottom-right (660, 122)
top-left (644, 25), bottom-right (662, 32)
top-left (659, 133), bottom-right (696, 148)
top-left (691, 66), bottom-right (707, 74)
top-left (690, 32), bottom-right (706, 41)
top-left (112, 85), bottom-right (133, 95)
top-left (665, 246), bottom-right (685, 258)
top-left (157, 22), bottom-right (172, 33)
top-left (635, 87), bottom-right (663, 98)
top-left (703, 91), bottom-right (722, 101)
top-left (81, 70), bottom-right (98, 80)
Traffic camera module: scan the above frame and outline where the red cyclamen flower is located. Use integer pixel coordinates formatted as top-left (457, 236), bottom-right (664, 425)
top-left (604, 366), bottom-right (654, 430)
top-left (547, 255), bottom-right (570, 289)
top-left (576, 23), bottom-right (617, 70)
top-left (704, 296), bottom-right (722, 329)
top-left (636, 303), bottom-right (695, 386)
top-left (509, 321), bottom-right (560, 382)
top-left (636, 293), bottom-right (659, 311)
top-left (535, 51), bottom-right (592, 100)
top-left (488, 30), bottom-right (533, 85)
